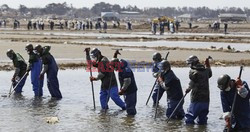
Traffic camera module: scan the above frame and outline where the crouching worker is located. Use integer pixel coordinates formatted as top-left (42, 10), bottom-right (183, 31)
top-left (86, 48), bottom-right (126, 110)
top-left (112, 58), bottom-right (137, 116)
top-left (6, 49), bottom-right (27, 94)
top-left (217, 74), bottom-right (250, 132)
top-left (25, 44), bottom-right (44, 97)
top-left (35, 45), bottom-right (62, 99)
top-left (157, 60), bottom-right (185, 119)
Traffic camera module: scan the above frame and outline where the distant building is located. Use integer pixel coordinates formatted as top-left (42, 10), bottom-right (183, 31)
top-left (119, 11), bottom-right (147, 21)
top-left (218, 13), bottom-right (247, 22)
top-left (101, 12), bottom-right (119, 21)
top-left (120, 11), bottom-right (140, 15)
top-left (177, 14), bottom-right (198, 22)
top-left (197, 17), bottom-right (218, 22)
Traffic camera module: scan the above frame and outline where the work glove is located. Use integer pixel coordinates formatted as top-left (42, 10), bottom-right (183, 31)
top-left (185, 88), bottom-right (191, 94)
top-left (119, 89), bottom-right (125, 95)
top-left (11, 76), bottom-right (16, 83)
top-left (113, 50), bottom-right (121, 58)
top-left (89, 76), bottom-right (97, 82)
top-left (235, 78), bottom-right (242, 88)
top-left (222, 112), bottom-right (231, 128)
top-left (205, 58), bottom-right (210, 68)
top-left (225, 117), bottom-right (231, 129)
top-left (84, 48), bottom-right (90, 55)
top-left (157, 76), bottom-right (164, 84)
top-left (235, 79), bottom-right (249, 98)
top-left (39, 74), bottom-right (44, 80)
top-left (12, 76), bottom-right (20, 83)
top-left (222, 112), bottom-right (231, 120)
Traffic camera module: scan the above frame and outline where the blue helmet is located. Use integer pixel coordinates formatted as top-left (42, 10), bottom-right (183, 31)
top-left (217, 74), bottom-right (231, 90)
top-left (152, 52), bottom-right (162, 62)
top-left (158, 60), bottom-right (171, 72)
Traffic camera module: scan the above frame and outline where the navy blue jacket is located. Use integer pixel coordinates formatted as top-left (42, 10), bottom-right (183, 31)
top-left (118, 59), bottom-right (137, 95)
top-left (152, 61), bottom-right (160, 73)
top-left (162, 70), bottom-right (183, 101)
top-left (220, 80), bottom-right (250, 129)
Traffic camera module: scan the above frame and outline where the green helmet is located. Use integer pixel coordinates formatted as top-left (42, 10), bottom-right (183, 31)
top-left (6, 49), bottom-right (15, 60)
top-left (90, 48), bottom-right (101, 60)
top-left (25, 43), bottom-right (33, 51)
top-left (43, 45), bottom-right (51, 53)
top-left (159, 60), bottom-right (171, 72)
top-left (90, 48), bottom-right (101, 57)
top-left (217, 74), bottom-right (231, 90)
top-left (152, 52), bottom-right (162, 62)
top-left (186, 55), bottom-right (199, 65)
top-left (34, 44), bottom-right (43, 55)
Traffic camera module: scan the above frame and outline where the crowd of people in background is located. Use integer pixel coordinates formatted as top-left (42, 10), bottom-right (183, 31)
top-left (0, 19), bottom-right (132, 33)
top-left (151, 20), bottom-right (181, 35)
top-left (209, 21), bottom-right (228, 34)
top-left (0, 19), bottom-right (7, 28)
top-left (0, 18), bottom-right (230, 35)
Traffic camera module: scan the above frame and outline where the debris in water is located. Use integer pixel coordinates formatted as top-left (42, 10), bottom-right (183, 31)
top-left (215, 61), bottom-right (226, 66)
top-left (210, 46), bottom-right (216, 49)
top-left (1, 95), bottom-right (7, 97)
top-left (45, 117), bottom-right (59, 124)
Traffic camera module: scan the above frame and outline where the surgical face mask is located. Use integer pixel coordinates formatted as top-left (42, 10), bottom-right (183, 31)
top-left (91, 55), bottom-right (97, 61)
top-left (7, 54), bottom-right (14, 60)
top-left (224, 86), bottom-right (231, 92)
top-left (160, 69), bottom-right (165, 73)
top-left (34, 50), bottom-right (40, 55)
top-left (160, 69), bottom-right (168, 75)
top-left (8, 56), bottom-right (13, 60)
top-left (26, 50), bottom-right (32, 54)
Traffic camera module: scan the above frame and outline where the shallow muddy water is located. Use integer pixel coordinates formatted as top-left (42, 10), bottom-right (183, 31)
top-left (0, 67), bottom-right (249, 131)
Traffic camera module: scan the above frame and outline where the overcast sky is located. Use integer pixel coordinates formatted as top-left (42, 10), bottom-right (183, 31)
top-left (0, 0), bottom-right (249, 9)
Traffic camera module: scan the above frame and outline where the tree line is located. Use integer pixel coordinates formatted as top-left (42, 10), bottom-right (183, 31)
top-left (1, 2), bottom-right (250, 18)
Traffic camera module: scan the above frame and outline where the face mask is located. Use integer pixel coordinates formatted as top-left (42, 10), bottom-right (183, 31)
top-left (160, 69), bottom-right (168, 75)
top-left (8, 56), bottom-right (13, 60)
top-left (26, 50), bottom-right (31, 54)
top-left (93, 56), bottom-right (98, 61)
top-left (34, 50), bottom-right (39, 54)
top-left (224, 86), bottom-right (231, 91)
top-left (160, 69), bottom-right (165, 73)
top-left (7, 54), bottom-right (14, 60)
top-left (91, 55), bottom-right (97, 61)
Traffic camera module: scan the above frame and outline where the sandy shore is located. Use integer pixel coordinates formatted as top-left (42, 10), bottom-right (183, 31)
top-left (1, 29), bottom-right (250, 70)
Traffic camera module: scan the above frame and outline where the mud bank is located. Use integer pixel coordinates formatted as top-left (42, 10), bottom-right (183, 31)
top-left (1, 59), bottom-right (250, 71)
top-left (7, 38), bottom-right (250, 54)
top-left (1, 28), bottom-right (250, 44)
top-left (4, 32), bottom-right (250, 44)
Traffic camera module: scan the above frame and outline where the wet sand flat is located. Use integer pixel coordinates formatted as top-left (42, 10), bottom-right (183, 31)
top-left (1, 30), bottom-right (250, 69)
